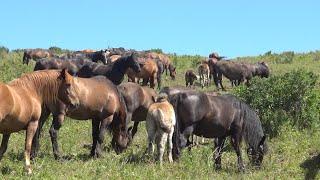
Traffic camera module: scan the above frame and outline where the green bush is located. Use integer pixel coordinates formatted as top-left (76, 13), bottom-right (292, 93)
top-left (275, 51), bottom-right (295, 64)
top-left (234, 70), bottom-right (320, 137)
top-left (0, 46), bottom-right (9, 60)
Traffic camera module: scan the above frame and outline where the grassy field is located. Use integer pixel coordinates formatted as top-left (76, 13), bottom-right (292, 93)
top-left (0, 51), bottom-right (320, 179)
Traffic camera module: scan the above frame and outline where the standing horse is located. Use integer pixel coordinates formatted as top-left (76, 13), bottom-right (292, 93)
top-left (169, 92), bottom-right (267, 171)
top-left (76, 53), bottom-right (141, 85)
top-left (30, 70), bottom-right (129, 160)
top-left (23, 49), bottom-right (55, 65)
top-left (185, 70), bottom-right (198, 87)
top-left (146, 94), bottom-right (176, 165)
top-left (57, 69), bottom-right (129, 155)
top-left (198, 63), bottom-right (210, 88)
top-left (0, 70), bottom-right (78, 174)
top-left (118, 82), bottom-right (157, 142)
top-left (144, 52), bottom-right (176, 80)
top-left (126, 59), bottom-right (159, 89)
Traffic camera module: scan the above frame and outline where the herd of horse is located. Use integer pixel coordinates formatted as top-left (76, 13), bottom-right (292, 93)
top-left (185, 53), bottom-right (270, 90)
top-left (0, 48), bottom-right (268, 174)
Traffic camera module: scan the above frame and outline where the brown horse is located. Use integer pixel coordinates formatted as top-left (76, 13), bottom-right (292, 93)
top-left (23, 49), bottom-right (54, 65)
top-left (30, 70), bottom-right (129, 160)
top-left (0, 70), bottom-right (74, 174)
top-left (57, 69), bottom-right (129, 155)
top-left (118, 82), bottom-right (157, 142)
top-left (79, 49), bottom-right (96, 53)
top-left (107, 55), bottom-right (122, 64)
top-left (144, 52), bottom-right (176, 80)
top-left (198, 63), bottom-right (210, 88)
top-left (185, 70), bottom-right (198, 87)
top-left (127, 59), bottom-right (159, 89)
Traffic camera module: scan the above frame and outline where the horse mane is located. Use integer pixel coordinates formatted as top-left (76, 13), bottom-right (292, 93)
top-left (240, 100), bottom-right (265, 150)
top-left (9, 70), bottom-right (61, 104)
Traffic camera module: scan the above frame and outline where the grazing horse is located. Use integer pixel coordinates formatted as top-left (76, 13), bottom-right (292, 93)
top-left (169, 92), bottom-right (267, 171)
top-left (198, 63), bottom-right (210, 88)
top-left (76, 53), bottom-right (141, 85)
top-left (185, 70), bottom-right (198, 87)
top-left (0, 70), bottom-right (75, 174)
top-left (118, 82), bottom-right (157, 142)
top-left (23, 49), bottom-right (54, 65)
top-left (213, 61), bottom-right (270, 90)
top-left (127, 59), bottom-right (159, 89)
top-left (144, 52), bottom-right (176, 80)
top-left (57, 69), bottom-right (129, 155)
top-left (146, 94), bottom-right (176, 165)
top-left (30, 70), bottom-right (129, 160)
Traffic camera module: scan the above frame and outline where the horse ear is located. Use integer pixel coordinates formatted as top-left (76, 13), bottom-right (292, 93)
top-left (58, 68), bottom-right (68, 80)
top-left (152, 95), bottom-right (157, 103)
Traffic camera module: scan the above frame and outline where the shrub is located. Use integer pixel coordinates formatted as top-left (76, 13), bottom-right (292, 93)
top-left (0, 46), bottom-right (9, 60)
top-left (234, 70), bottom-right (320, 137)
top-left (274, 51), bottom-right (295, 64)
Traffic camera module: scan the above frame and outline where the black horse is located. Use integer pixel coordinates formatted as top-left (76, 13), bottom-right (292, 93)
top-left (34, 58), bottom-right (92, 76)
top-left (169, 92), bottom-right (267, 171)
top-left (76, 53), bottom-right (141, 85)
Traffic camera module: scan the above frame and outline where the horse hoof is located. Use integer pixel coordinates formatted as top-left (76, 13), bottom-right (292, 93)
top-left (26, 167), bottom-right (32, 175)
top-left (215, 165), bottom-right (222, 170)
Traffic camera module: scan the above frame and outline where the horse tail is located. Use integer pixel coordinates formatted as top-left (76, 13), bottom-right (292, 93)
top-left (169, 94), bottom-right (181, 161)
top-left (156, 109), bottom-right (171, 133)
top-left (240, 100), bottom-right (265, 150)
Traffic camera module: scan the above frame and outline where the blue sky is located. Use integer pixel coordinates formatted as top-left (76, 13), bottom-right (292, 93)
top-left (0, 0), bottom-right (319, 57)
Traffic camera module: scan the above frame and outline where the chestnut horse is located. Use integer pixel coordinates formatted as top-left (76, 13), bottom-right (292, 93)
top-left (118, 82), bottom-right (157, 142)
top-left (126, 59), bottom-right (160, 89)
top-left (57, 69), bottom-right (129, 155)
top-left (144, 52), bottom-right (176, 80)
top-left (23, 49), bottom-right (54, 65)
top-left (0, 70), bottom-right (76, 174)
top-left (30, 70), bottom-right (129, 160)
top-left (185, 70), bottom-right (198, 87)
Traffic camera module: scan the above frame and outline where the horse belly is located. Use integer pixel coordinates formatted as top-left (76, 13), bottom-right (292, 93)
top-left (66, 108), bottom-right (93, 120)
top-left (0, 116), bottom-right (28, 133)
top-left (194, 121), bottom-right (228, 138)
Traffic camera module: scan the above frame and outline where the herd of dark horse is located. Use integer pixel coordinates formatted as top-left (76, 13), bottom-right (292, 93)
top-left (0, 48), bottom-right (269, 174)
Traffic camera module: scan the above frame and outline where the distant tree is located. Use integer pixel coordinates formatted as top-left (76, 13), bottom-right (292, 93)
top-left (49, 46), bottom-right (63, 54)
top-left (149, 48), bottom-right (163, 54)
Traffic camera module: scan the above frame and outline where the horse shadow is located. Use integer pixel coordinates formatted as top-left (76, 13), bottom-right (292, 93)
top-left (300, 153), bottom-right (320, 180)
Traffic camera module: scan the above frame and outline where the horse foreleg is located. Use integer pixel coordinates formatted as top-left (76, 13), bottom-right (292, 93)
top-left (0, 134), bottom-right (10, 161)
top-left (131, 121), bottom-right (139, 140)
top-left (91, 118), bottom-right (102, 158)
top-left (25, 120), bottom-right (39, 174)
top-left (49, 114), bottom-right (64, 160)
top-left (214, 137), bottom-right (225, 170)
top-left (181, 126), bottom-right (194, 148)
top-left (31, 107), bottom-right (50, 159)
top-left (231, 133), bottom-right (245, 172)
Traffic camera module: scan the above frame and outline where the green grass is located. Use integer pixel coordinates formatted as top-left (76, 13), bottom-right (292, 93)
top-left (0, 51), bottom-right (320, 179)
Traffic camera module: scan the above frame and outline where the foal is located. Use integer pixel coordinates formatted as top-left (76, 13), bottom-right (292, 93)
top-left (146, 94), bottom-right (176, 165)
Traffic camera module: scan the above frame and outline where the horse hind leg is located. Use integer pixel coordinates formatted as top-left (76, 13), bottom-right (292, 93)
top-left (25, 120), bottom-right (39, 174)
top-left (156, 131), bottom-right (168, 166)
top-left (91, 118), bottom-right (102, 158)
top-left (146, 118), bottom-right (156, 156)
top-left (0, 134), bottom-right (11, 161)
top-left (167, 128), bottom-right (174, 163)
top-left (231, 133), bottom-right (245, 172)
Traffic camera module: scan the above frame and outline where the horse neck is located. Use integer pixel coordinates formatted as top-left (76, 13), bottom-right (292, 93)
top-left (9, 72), bottom-right (61, 105)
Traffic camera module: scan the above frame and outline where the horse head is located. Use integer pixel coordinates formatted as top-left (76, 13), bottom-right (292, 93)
top-left (256, 62), bottom-right (270, 78)
top-left (58, 69), bottom-right (81, 109)
top-left (126, 53), bottom-right (141, 73)
top-left (247, 135), bottom-right (268, 167)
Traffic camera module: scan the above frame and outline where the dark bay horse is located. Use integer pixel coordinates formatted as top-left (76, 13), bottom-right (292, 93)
top-left (23, 49), bottom-right (55, 65)
top-left (34, 58), bottom-right (91, 75)
top-left (117, 82), bottom-right (157, 142)
top-left (213, 61), bottom-right (270, 90)
top-left (76, 53), bottom-right (141, 85)
top-left (30, 69), bottom-right (129, 160)
top-left (169, 92), bottom-right (267, 171)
